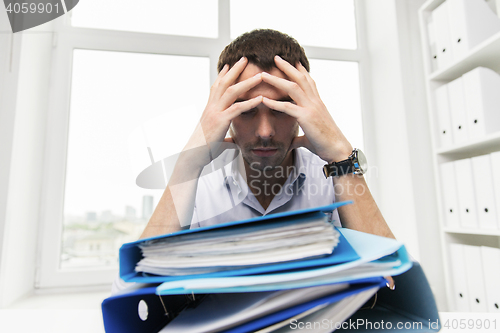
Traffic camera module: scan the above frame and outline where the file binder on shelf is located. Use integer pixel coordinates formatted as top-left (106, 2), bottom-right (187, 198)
top-left (447, 77), bottom-right (469, 145)
top-left (491, 151), bottom-right (500, 227)
top-left (463, 245), bottom-right (488, 312)
top-left (449, 244), bottom-right (470, 312)
top-left (463, 67), bottom-right (500, 140)
top-left (471, 154), bottom-right (498, 230)
top-left (447, 0), bottom-right (500, 61)
top-left (454, 159), bottom-right (478, 229)
top-left (480, 246), bottom-right (500, 313)
top-left (426, 19), bottom-right (438, 72)
top-left (434, 84), bottom-right (454, 148)
top-left (439, 161), bottom-right (460, 228)
top-left (432, 1), bottom-right (454, 69)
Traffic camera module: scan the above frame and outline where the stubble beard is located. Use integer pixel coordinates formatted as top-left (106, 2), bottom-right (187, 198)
top-left (241, 139), bottom-right (289, 171)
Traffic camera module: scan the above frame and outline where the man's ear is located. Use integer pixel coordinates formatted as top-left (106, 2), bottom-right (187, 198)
top-left (227, 126), bottom-right (234, 140)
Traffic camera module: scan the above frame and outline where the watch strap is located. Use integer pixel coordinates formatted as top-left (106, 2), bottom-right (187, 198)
top-left (323, 159), bottom-right (353, 178)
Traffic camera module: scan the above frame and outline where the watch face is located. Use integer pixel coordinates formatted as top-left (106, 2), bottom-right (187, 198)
top-left (353, 149), bottom-right (367, 174)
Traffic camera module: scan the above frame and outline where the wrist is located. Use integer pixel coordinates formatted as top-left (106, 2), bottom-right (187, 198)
top-left (327, 142), bottom-right (353, 164)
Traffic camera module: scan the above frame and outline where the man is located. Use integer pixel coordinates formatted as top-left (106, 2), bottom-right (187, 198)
top-left (139, 29), bottom-right (394, 241)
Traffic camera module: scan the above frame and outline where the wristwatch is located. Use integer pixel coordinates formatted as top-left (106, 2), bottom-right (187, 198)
top-left (323, 148), bottom-right (367, 178)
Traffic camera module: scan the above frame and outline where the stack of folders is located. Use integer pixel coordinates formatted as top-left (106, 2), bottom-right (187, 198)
top-left (426, 0), bottom-right (500, 72)
top-left (102, 202), bottom-right (440, 333)
top-left (136, 217), bottom-right (339, 276)
top-left (449, 244), bottom-right (500, 313)
top-left (434, 66), bottom-right (500, 149)
top-left (440, 152), bottom-right (500, 231)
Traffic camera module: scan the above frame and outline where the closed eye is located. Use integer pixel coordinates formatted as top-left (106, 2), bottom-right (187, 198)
top-left (241, 109), bottom-right (257, 116)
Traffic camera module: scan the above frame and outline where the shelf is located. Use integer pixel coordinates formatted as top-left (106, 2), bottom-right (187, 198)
top-left (443, 227), bottom-right (500, 236)
top-left (428, 31), bottom-right (500, 82)
top-left (436, 132), bottom-right (500, 156)
top-left (420, 0), bottom-right (445, 13)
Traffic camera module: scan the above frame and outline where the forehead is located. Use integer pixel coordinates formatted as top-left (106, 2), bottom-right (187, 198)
top-left (236, 63), bottom-right (288, 82)
top-left (236, 63), bottom-right (290, 100)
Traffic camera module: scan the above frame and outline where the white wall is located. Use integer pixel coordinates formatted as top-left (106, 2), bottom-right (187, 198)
top-left (362, 0), bottom-right (446, 310)
top-left (0, 7), bottom-right (54, 307)
top-left (394, 0), bottom-right (446, 311)
top-left (363, 0), bottom-right (421, 257)
top-left (0, 8), bottom-right (22, 309)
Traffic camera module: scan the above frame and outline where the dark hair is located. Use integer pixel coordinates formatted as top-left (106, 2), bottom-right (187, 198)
top-left (217, 29), bottom-right (310, 73)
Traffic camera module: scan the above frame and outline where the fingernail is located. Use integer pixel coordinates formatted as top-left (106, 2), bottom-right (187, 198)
top-left (261, 72), bottom-right (270, 76)
top-left (254, 73), bottom-right (262, 78)
top-left (275, 55), bottom-right (282, 60)
top-left (239, 56), bottom-right (246, 62)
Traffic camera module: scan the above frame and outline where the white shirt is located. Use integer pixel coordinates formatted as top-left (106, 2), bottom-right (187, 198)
top-left (190, 147), bottom-right (341, 229)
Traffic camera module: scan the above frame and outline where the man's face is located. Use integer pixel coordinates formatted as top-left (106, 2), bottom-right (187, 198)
top-left (230, 63), bottom-right (299, 171)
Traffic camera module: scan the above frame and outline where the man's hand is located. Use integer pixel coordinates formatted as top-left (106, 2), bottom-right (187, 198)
top-left (185, 57), bottom-right (263, 165)
top-left (260, 55), bottom-right (353, 164)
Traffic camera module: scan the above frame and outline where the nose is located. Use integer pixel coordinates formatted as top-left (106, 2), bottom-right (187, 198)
top-left (255, 110), bottom-right (275, 140)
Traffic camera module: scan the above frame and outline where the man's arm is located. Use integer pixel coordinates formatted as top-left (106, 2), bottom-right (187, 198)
top-left (140, 57), bottom-right (263, 239)
top-left (333, 174), bottom-right (395, 238)
top-left (260, 55), bottom-right (395, 239)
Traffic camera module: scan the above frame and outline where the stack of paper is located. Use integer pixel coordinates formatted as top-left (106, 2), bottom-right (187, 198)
top-left (136, 217), bottom-right (339, 276)
top-left (159, 283), bottom-right (378, 333)
top-left (102, 203), bottom-right (440, 333)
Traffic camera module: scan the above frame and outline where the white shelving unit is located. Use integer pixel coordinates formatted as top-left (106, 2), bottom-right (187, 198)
top-left (418, 0), bottom-right (500, 311)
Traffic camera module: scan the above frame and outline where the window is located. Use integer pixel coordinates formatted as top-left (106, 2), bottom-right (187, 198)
top-left (38, 0), bottom-right (367, 288)
top-left (71, 0), bottom-right (219, 38)
top-left (230, 0), bottom-right (357, 49)
top-left (62, 50), bottom-right (209, 269)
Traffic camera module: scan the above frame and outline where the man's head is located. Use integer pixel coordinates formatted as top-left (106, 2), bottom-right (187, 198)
top-left (220, 29), bottom-right (309, 171)
top-left (217, 29), bottom-right (309, 73)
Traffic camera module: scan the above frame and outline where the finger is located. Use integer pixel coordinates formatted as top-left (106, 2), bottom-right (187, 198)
top-left (225, 95), bottom-right (263, 118)
top-left (261, 72), bottom-right (308, 105)
top-left (384, 276), bottom-right (396, 290)
top-left (274, 55), bottom-right (316, 97)
top-left (218, 73), bottom-right (262, 109)
top-left (216, 57), bottom-right (249, 98)
top-left (218, 63), bottom-right (229, 77)
top-left (262, 97), bottom-right (302, 118)
top-left (297, 62), bottom-right (321, 99)
top-left (208, 64), bottom-right (229, 104)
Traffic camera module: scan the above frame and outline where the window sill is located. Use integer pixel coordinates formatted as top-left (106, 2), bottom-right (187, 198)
top-left (1, 290), bottom-right (110, 333)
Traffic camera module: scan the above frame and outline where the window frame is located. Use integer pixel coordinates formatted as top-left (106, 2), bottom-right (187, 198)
top-left (36, 0), bottom-right (371, 289)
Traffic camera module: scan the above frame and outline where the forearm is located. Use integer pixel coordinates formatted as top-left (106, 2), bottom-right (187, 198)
top-left (140, 151), bottom-right (204, 239)
top-left (333, 173), bottom-right (395, 239)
